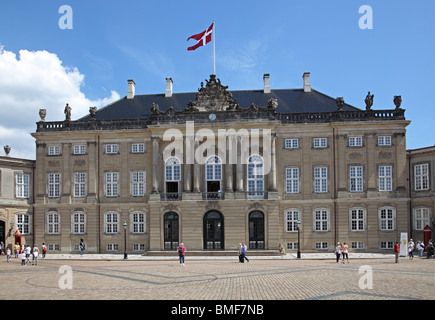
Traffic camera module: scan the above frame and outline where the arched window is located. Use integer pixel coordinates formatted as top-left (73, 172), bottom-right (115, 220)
top-left (164, 212), bottom-right (179, 250)
top-left (164, 157), bottom-right (181, 200)
top-left (247, 154), bottom-right (264, 199)
top-left (203, 210), bottom-right (224, 249)
top-left (205, 156), bottom-right (223, 199)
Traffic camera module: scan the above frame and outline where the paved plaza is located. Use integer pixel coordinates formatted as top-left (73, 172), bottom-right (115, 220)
top-left (0, 252), bottom-right (434, 303)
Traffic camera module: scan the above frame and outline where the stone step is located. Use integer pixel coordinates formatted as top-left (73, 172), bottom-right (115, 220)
top-left (142, 250), bottom-right (283, 257)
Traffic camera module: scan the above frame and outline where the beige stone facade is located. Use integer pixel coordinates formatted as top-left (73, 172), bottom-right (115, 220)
top-left (21, 74), bottom-right (433, 254)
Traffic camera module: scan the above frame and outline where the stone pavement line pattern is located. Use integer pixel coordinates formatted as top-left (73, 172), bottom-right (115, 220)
top-left (1, 256), bottom-right (434, 300)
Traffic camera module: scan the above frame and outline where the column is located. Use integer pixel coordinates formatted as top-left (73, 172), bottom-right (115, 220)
top-left (193, 140), bottom-right (201, 193)
top-left (151, 137), bottom-right (160, 194)
top-left (225, 136), bottom-right (234, 192)
top-left (236, 136), bottom-right (244, 191)
top-left (268, 134), bottom-right (277, 191)
top-left (184, 136), bottom-right (192, 192)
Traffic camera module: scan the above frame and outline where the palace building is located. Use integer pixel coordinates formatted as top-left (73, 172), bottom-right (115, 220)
top-left (6, 72), bottom-right (431, 254)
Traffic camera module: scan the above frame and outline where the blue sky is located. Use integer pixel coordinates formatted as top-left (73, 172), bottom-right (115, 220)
top-left (0, 0), bottom-right (434, 159)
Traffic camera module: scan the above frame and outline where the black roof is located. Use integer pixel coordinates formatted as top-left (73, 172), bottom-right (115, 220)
top-left (81, 88), bottom-right (360, 121)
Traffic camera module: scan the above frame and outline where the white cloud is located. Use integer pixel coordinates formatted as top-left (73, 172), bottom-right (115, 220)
top-left (0, 49), bottom-right (120, 159)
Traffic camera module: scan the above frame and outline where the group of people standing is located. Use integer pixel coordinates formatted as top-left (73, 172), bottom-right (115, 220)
top-left (334, 242), bottom-right (349, 263)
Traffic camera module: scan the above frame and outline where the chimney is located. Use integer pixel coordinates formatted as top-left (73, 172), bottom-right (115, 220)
top-left (127, 79), bottom-right (135, 99)
top-left (263, 74), bottom-right (270, 93)
top-left (303, 72), bottom-right (311, 92)
top-left (165, 77), bottom-right (173, 97)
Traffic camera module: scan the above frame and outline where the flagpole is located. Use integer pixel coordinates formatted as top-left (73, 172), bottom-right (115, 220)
top-left (213, 19), bottom-right (216, 75)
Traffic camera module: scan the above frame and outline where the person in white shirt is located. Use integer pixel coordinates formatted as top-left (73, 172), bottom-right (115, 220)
top-left (32, 246), bottom-right (39, 265)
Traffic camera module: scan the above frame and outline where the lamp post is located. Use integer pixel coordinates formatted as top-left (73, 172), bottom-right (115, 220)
top-left (296, 219), bottom-right (301, 259)
top-left (123, 220), bottom-right (128, 260)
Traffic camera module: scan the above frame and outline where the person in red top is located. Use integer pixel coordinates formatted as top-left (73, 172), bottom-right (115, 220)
top-left (177, 243), bottom-right (186, 266)
top-left (394, 241), bottom-right (400, 263)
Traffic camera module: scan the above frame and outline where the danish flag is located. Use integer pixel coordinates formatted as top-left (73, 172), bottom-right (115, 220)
top-left (187, 22), bottom-right (214, 51)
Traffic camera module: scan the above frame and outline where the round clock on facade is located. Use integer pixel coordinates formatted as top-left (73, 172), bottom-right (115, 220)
top-left (209, 113), bottom-right (216, 121)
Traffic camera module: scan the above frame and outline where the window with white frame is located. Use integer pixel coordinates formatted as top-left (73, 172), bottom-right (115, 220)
top-left (105, 212), bottom-right (119, 234)
top-left (314, 209), bottom-right (329, 231)
top-left (349, 136), bottom-right (363, 147)
top-left (380, 241), bottom-right (394, 249)
top-left (73, 172), bottom-right (87, 198)
top-left (46, 212), bottom-right (60, 234)
top-left (378, 136), bottom-right (392, 146)
top-left (379, 207), bottom-right (395, 231)
top-left (314, 167), bottom-right (328, 193)
top-left (313, 138), bottom-right (327, 148)
top-left (105, 144), bottom-right (118, 154)
top-left (17, 214), bottom-right (30, 234)
top-left (73, 144), bottom-right (86, 155)
top-left (72, 212), bottom-right (86, 234)
top-left (350, 208), bottom-right (365, 231)
top-left (247, 155), bottom-right (264, 196)
top-left (131, 211), bottom-right (145, 234)
top-left (105, 172), bottom-right (119, 197)
top-left (285, 168), bottom-right (299, 193)
top-left (351, 242), bottom-right (365, 249)
top-left (48, 145), bottom-right (61, 156)
top-left (132, 143), bottom-right (145, 153)
top-left (107, 244), bottom-right (119, 251)
top-left (349, 166), bottom-right (363, 192)
top-left (285, 138), bottom-right (299, 149)
top-left (378, 165), bottom-right (392, 191)
top-left (414, 207), bottom-right (430, 230)
top-left (165, 157), bottom-right (181, 194)
top-left (206, 155), bottom-right (222, 181)
top-left (315, 242), bottom-right (328, 250)
top-left (131, 171), bottom-right (145, 196)
top-left (48, 173), bottom-right (61, 198)
top-left (285, 210), bottom-right (300, 232)
top-left (16, 173), bottom-right (30, 198)
top-left (414, 163), bottom-right (429, 191)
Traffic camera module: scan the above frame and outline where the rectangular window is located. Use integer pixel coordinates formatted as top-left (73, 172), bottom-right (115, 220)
top-left (73, 172), bottom-right (87, 198)
top-left (72, 212), bottom-right (86, 234)
top-left (314, 209), bottom-right (329, 231)
top-left (132, 212), bottom-right (145, 234)
top-left (48, 173), bottom-right (61, 198)
top-left (132, 143), bottom-right (145, 153)
top-left (379, 166), bottom-right (392, 191)
top-left (105, 144), bottom-right (118, 154)
top-left (131, 171), bottom-right (145, 196)
top-left (313, 138), bottom-right (327, 148)
top-left (380, 241), bottom-right (394, 249)
top-left (380, 208), bottom-right (394, 230)
top-left (16, 174), bottom-right (30, 198)
top-left (47, 213), bottom-right (59, 234)
top-left (314, 167), bottom-right (328, 193)
top-left (414, 208), bottom-right (430, 230)
top-left (378, 136), bottom-right (392, 146)
top-left (285, 210), bottom-right (300, 232)
top-left (105, 172), bottom-right (119, 197)
top-left (350, 208), bottom-right (365, 231)
top-left (73, 145), bottom-right (86, 155)
top-left (285, 168), bottom-right (299, 193)
top-left (105, 213), bottom-right (118, 234)
top-left (285, 139), bottom-right (299, 149)
top-left (48, 145), bottom-right (61, 155)
top-left (414, 163), bottom-right (429, 191)
top-left (17, 214), bottom-right (30, 234)
top-left (315, 242), bottom-right (328, 250)
top-left (351, 242), bottom-right (365, 249)
top-left (107, 244), bottom-right (119, 251)
top-left (349, 136), bottom-right (363, 147)
top-left (349, 166), bottom-right (363, 192)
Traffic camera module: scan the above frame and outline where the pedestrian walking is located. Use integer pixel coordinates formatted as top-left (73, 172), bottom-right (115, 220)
top-left (408, 241), bottom-right (414, 260)
top-left (14, 243), bottom-right (19, 258)
top-left (394, 241), bottom-right (400, 263)
top-left (79, 239), bottom-right (85, 255)
top-left (25, 245), bottom-right (31, 264)
top-left (341, 242), bottom-right (349, 263)
top-left (241, 243), bottom-right (249, 262)
top-left (334, 242), bottom-right (342, 263)
top-left (41, 243), bottom-right (47, 258)
top-left (21, 250), bottom-right (26, 266)
top-left (32, 245), bottom-right (39, 265)
top-left (416, 241), bottom-right (424, 257)
top-left (6, 248), bottom-right (11, 262)
top-left (177, 243), bottom-right (186, 266)
top-left (238, 243), bottom-right (244, 263)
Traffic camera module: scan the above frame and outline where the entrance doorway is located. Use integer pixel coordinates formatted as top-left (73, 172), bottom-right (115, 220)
top-left (249, 211), bottom-right (265, 249)
top-left (203, 210), bottom-right (224, 250)
top-left (164, 212), bottom-right (179, 250)
top-left (0, 221), bottom-right (4, 245)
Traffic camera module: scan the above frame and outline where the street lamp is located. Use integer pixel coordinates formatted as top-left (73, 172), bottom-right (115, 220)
top-left (296, 219), bottom-right (301, 259)
top-left (123, 220), bottom-right (128, 260)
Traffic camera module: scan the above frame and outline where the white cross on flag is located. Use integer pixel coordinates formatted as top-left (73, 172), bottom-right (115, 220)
top-left (187, 22), bottom-right (214, 51)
